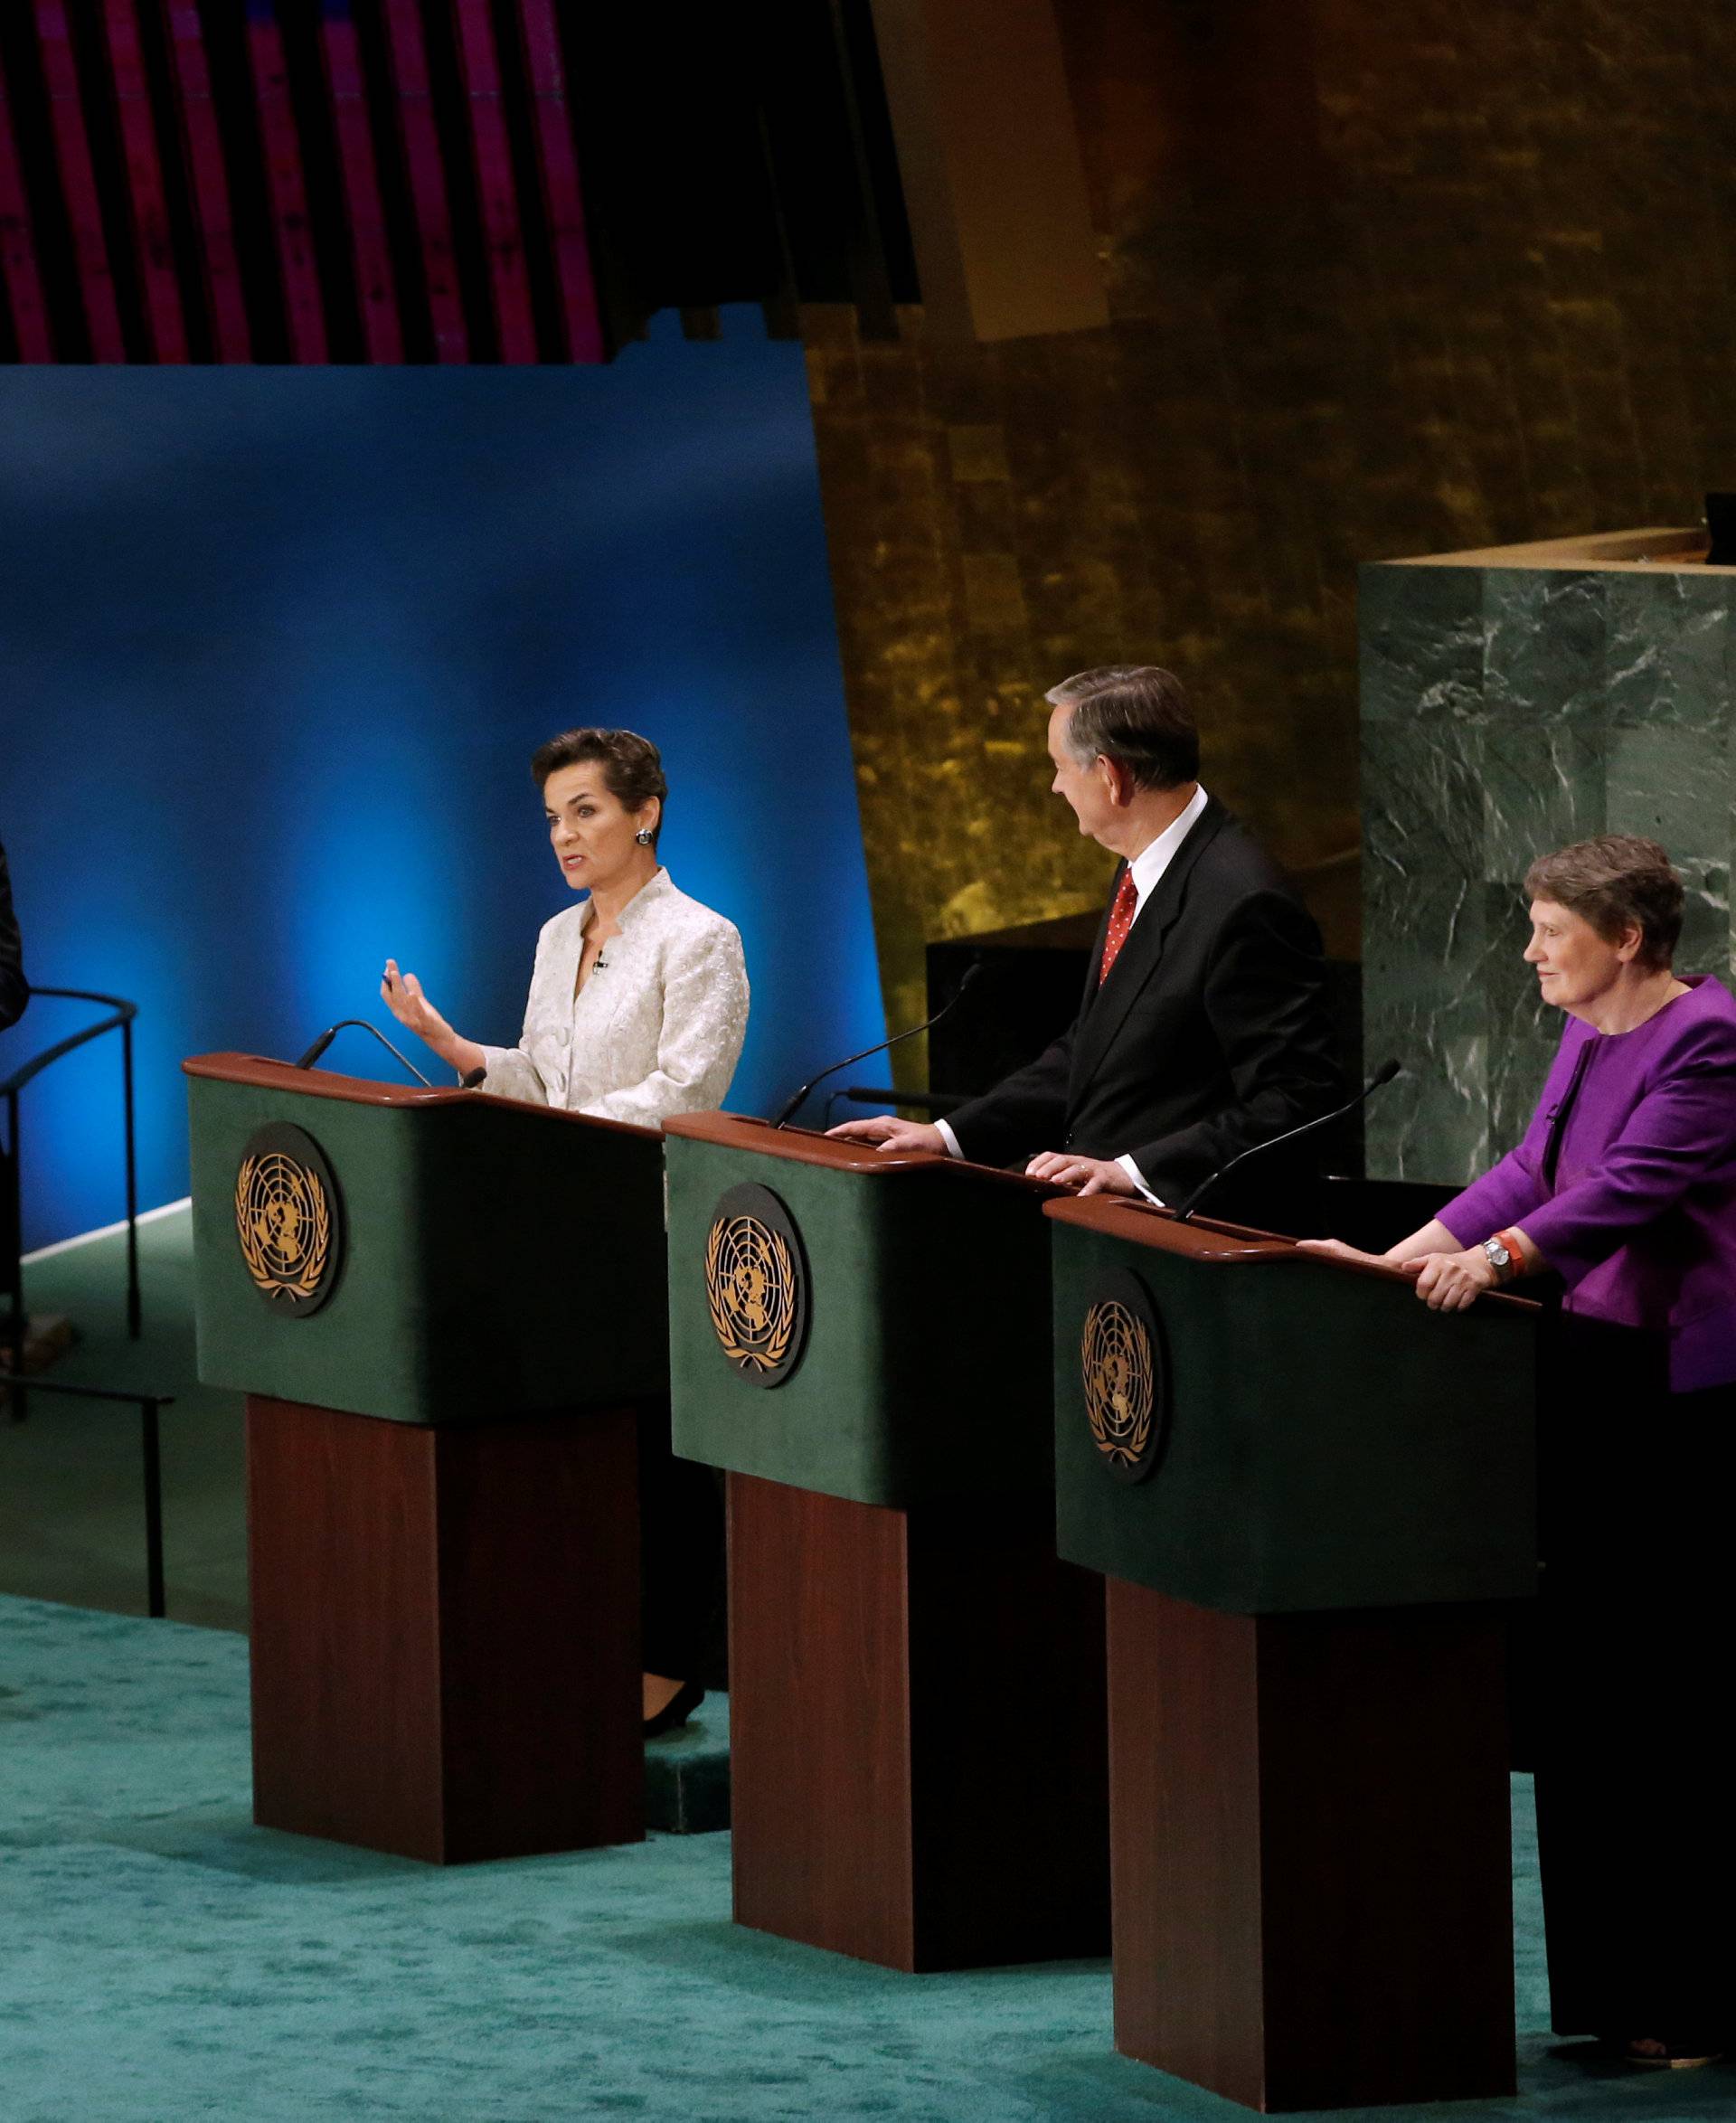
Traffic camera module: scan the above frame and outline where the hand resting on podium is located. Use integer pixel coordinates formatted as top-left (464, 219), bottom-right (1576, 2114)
top-left (1297, 1223), bottom-right (1542, 1312)
top-left (827, 1113), bottom-right (947, 1155)
top-left (1020, 1151), bottom-right (1139, 1196)
top-left (827, 1113), bottom-right (1141, 1195)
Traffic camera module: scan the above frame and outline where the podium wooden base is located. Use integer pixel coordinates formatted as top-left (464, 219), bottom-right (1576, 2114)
top-left (727, 1471), bottom-right (1110, 1972)
top-left (1108, 1579), bottom-right (1514, 2111)
top-left (247, 1395), bottom-right (643, 1864)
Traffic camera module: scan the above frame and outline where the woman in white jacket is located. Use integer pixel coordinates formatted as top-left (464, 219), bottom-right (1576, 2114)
top-left (384, 726), bottom-right (748, 1122)
top-left (382, 725), bottom-right (749, 1740)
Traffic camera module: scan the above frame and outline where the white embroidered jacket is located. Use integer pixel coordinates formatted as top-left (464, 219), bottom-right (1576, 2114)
top-left (477, 869), bottom-right (749, 1126)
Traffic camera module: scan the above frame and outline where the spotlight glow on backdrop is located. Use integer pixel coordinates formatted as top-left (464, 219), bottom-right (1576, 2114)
top-left (0, 319), bottom-right (883, 1252)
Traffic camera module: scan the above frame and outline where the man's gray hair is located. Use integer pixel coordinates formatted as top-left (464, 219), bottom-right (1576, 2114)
top-left (1045, 665), bottom-right (1199, 791)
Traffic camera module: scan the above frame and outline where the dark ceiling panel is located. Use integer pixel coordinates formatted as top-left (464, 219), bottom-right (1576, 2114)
top-left (0, 0), bottom-right (919, 364)
top-left (514, 0), bottom-right (602, 363)
top-left (34, 0), bottom-right (128, 361)
top-left (378, 0), bottom-right (467, 361)
top-left (448, 0), bottom-right (536, 364)
top-left (0, 42), bottom-right (54, 360)
top-left (245, 1), bottom-right (328, 361)
top-left (162, 0), bottom-right (251, 360)
top-left (319, 3), bottom-right (404, 363)
top-left (102, 0), bottom-right (189, 362)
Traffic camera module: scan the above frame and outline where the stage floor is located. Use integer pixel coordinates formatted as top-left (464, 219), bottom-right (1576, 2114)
top-left (0, 1599), bottom-right (1712, 2119)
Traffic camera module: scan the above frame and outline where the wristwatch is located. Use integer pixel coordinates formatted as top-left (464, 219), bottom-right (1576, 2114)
top-left (1481, 1234), bottom-right (1514, 1282)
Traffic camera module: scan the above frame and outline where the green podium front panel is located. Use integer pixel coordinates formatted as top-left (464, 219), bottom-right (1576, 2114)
top-left (1050, 1203), bottom-right (1537, 1615)
top-left (665, 1118), bottom-right (1052, 1508)
top-left (186, 1056), bottom-right (667, 1425)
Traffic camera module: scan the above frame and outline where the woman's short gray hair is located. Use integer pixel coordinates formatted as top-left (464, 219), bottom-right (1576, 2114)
top-left (1046, 665), bottom-right (1199, 790)
top-left (1524, 835), bottom-right (1684, 970)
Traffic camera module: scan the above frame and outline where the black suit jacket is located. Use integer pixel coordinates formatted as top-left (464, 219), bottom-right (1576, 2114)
top-left (944, 797), bottom-right (1344, 1220)
top-left (0, 839), bottom-right (24, 1033)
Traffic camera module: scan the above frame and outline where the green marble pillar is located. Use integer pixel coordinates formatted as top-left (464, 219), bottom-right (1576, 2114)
top-left (1360, 528), bottom-right (1735, 1183)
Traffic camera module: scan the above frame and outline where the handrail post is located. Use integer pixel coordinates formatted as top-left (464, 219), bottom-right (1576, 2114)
top-left (122, 1013), bottom-right (140, 1339)
top-left (5, 1087), bottom-right (23, 1422)
top-left (139, 1398), bottom-right (165, 1618)
top-left (1, 986), bottom-right (146, 1356)
top-left (7, 1376), bottom-right (173, 1617)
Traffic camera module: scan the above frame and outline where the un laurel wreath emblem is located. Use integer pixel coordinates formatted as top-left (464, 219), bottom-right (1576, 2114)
top-left (703, 1183), bottom-right (808, 1389)
top-left (233, 1123), bottom-right (343, 1316)
top-left (1080, 1268), bottom-right (1168, 1484)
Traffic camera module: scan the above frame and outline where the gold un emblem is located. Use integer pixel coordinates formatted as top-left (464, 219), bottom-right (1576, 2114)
top-left (236, 1146), bottom-right (334, 1305)
top-left (705, 1195), bottom-right (802, 1383)
top-left (1081, 1296), bottom-right (1155, 1473)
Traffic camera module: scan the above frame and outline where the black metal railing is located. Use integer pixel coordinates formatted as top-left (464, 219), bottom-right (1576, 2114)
top-left (0, 1376), bottom-right (172, 1618)
top-left (2, 986), bottom-right (142, 1393)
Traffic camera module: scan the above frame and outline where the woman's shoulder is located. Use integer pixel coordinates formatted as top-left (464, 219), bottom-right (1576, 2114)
top-left (653, 879), bottom-right (743, 951)
top-left (1666, 975), bottom-right (1736, 1055)
top-left (1681, 972), bottom-right (1736, 1018)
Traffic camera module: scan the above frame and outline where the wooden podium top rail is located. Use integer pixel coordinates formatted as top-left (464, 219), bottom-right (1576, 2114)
top-left (181, 1052), bottom-right (660, 1138)
top-left (1382, 524), bottom-right (1727, 575)
top-left (1046, 1193), bottom-right (1540, 1312)
top-left (663, 1109), bottom-right (1057, 1194)
top-left (1045, 1192), bottom-right (1291, 1262)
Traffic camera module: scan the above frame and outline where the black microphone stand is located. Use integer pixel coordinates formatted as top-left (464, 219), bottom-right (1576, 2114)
top-left (294, 1018), bottom-right (434, 1088)
top-left (772, 962), bottom-right (983, 1130)
top-left (1172, 1059), bottom-right (1402, 1223)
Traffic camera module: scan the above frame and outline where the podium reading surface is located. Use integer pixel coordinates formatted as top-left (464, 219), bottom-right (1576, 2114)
top-left (665, 1112), bottom-right (1109, 1972)
top-left (184, 1053), bottom-right (666, 1864)
top-left (1048, 1193), bottom-right (1538, 2111)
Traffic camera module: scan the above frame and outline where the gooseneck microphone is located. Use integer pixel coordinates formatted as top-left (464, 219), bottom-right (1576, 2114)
top-left (772, 961), bottom-right (984, 1130)
top-left (1173, 1058), bottom-right (1402, 1223)
top-left (294, 1018), bottom-right (434, 1088)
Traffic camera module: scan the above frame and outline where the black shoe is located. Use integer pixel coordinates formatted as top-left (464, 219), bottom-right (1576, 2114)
top-left (643, 1678), bottom-right (705, 1740)
top-left (1569, 2035), bottom-right (1727, 2071)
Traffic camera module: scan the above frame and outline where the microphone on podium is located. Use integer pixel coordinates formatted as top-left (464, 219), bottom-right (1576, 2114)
top-left (294, 1018), bottom-right (434, 1088)
top-left (772, 960), bottom-right (984, 1130)
top-left (1172, 1058), bottom-right (1402, 1224)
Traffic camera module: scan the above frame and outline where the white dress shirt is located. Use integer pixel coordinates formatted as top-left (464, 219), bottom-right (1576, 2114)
top-left (935, 784), bottom-right (1211, 1201)
top-left (477, 868), bottom-right (750, 1126)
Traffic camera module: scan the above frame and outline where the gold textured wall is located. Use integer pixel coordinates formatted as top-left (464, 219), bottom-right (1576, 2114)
top-left (805, 0), bottom-right (1736, 1035)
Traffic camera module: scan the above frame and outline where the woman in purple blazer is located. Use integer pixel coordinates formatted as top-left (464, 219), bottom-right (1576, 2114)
top-left (1306, 835), bottom-right (1736, 2069)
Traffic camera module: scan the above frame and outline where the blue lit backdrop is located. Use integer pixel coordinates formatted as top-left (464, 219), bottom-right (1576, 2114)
top-left (0, 323), bottom-right (883, 1252)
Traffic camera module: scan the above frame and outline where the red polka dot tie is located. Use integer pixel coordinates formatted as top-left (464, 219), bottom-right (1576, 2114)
top-left (1099, 866), bottom-right (1139, 986)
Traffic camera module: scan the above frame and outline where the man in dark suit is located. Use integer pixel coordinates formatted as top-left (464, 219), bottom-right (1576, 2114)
top-left (0, 838), bottom-right (24, 1032)
top-left (830, 665), bottom-right (1344, 1221)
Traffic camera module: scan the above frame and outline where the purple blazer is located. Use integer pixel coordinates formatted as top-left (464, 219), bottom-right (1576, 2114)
top-left (1439, 975), bottom-right (1736, 1392)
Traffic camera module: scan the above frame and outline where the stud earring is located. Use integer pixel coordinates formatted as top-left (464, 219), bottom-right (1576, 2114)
top-left (636, 828), bottom-right (653, 845)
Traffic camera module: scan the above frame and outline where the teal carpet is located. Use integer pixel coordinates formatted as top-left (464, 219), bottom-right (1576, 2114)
top-left (2, 1598), bottom-right (1730, 2121)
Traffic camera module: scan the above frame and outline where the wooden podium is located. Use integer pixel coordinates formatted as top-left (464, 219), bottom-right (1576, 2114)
top-left (663, 1113), bottom-right (1109, 1972)
top-left (1046, 1194), bottom-right (1540, 2112)
top-left (184, 1053), bottom-right (668, 1864)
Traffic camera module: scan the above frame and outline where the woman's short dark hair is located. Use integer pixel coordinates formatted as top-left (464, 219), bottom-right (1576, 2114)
top-left (1046, 665), bottom-right (1199, 790)
top-left (531, 727), bottom-right (667, 844)
top-left (1524, 835), bottom-right (1684, 970)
